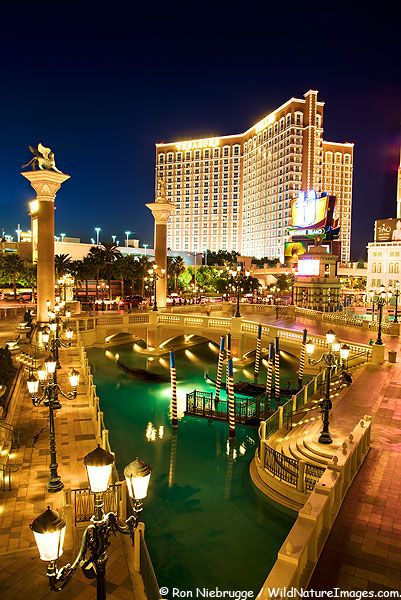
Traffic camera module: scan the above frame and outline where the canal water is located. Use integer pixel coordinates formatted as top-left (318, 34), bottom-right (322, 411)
top-left (87, 341), bottom-right (296, 594)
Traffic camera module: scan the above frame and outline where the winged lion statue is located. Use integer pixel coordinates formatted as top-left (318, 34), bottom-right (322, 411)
top-left (22, 143), bottom-right (62, 172)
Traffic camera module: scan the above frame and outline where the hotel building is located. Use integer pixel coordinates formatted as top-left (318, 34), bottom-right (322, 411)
top-left (155, 90), bottom-right (353, 262)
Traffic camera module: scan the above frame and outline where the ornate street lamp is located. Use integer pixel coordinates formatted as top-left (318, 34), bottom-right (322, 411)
top-left (231, 264), bottom-right (250, 318)
top-left (27, 362), bottom-right (79, 492)
top-left (30, 446), bottom-right (152, 600)
top-left (371, 285), bottom-right (392, 345)
top-left (148, 264), bottom-right (166, 311)
top-left (305, 330), bottom-right (349, 445)
top-left (393, 281), bottom-right (400, 324)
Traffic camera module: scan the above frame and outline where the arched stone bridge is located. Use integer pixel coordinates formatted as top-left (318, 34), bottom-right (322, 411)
top-left (74, 312), bottom-right (372, 368)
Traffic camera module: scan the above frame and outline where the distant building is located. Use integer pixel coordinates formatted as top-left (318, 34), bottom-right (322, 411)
top-left (367, 152), bottom-right (401, 291)
top-left (155, 89), bottom-right (353, 262)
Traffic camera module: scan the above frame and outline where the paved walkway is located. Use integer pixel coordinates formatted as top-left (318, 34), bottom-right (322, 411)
top-left (308, 360), bottom-right (401, 592)
top-left (0, 329), bottom-right (145, 599)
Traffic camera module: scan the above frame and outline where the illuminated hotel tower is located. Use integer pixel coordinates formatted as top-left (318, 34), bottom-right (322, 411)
top-left (155, 90), bottom-right (353, 262)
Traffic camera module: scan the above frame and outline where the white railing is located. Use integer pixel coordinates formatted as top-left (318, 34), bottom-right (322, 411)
top-left (258, 417), bottom-right (372, 596)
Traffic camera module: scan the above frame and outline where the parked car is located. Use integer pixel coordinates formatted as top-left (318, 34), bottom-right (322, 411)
top-left (120, 295), bottom-right (144, 307)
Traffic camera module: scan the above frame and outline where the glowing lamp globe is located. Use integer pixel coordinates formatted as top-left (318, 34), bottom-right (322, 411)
top-left (332, 341), bottom-right (341, 353)
top-left (49, 322), bottom-right (57, 332)
top-left (65, 310), bottom-right (71, 319)
top-left (305, 340), bottom-right (315, 356)
top-left (380, 285), bottom-right (386, 300)
top-left (65, 328), bottom-right (74, 341)
top-left (124, 458), bottom-right (152, 501)
top-left (326, 330), bottom-right (336, 345)
top-left (27, 374), bottom-right (39, 395)
top-left (42, 330), bottom-right (50, 345)
top-left (68, 368), bottom-right (80, 389)
top-left (48, 310), bottom-right (55, 320)
top-left (84, 445), bottom-right (114, 493)
top-left (340, 344), bottom-right (350, 361)
top-left (30, 507), bottom-right (66, 562)
top-left (37, 365), bottom-right (47, 383)
top-left (45, 356), bottom-right (57, 375)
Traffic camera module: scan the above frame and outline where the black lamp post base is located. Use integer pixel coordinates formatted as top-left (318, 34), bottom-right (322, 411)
top-left (47, 477), bottom-right (64, 493)
top-left (234, 312), bottom-right (241, 318)
top-left (375, 340), bottom-right (384, 346)
top-left (318, 431), bottom-right (333, 444)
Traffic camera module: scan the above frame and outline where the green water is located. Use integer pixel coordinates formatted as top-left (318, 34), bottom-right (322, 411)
top-left (87, 342), bottom-right (296, 594)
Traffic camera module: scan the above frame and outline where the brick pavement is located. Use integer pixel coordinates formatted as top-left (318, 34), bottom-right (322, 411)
top-left (309, 360), bottom-right (401, 592)
top-left (0, 334), bottom-right (145, 599)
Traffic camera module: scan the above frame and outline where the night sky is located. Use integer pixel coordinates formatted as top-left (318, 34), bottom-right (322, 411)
top-left (0, 5), bottom-right (400, 259)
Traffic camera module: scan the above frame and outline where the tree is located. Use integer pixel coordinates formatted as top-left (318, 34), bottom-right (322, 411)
top-left (88, 246), bottom-right (104, 300)
top-left (54, 254), bottom-right (72, 278)
top-left (0, 253), bottom-right (26, 299)
top-left (72, 256), bottom-right (93, 300)
top-left (98, 243), bottom-right (121, 299)
top-left (173, 256), bottom-right (186, 289)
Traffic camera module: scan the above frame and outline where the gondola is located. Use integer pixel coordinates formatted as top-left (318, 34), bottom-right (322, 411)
top-left (117, 360), bottom-right (169, 382)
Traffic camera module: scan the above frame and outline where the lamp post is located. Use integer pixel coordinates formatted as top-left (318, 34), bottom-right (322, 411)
top-left (369, 288), bottom-right (375, 321)
top-left (371, 284), bottom-right (392, 345)
top-left (30, 446), bottom-right (152, 600)
top-left (143, 244), bottom-right (148, 257)
top-left (148, 264), bottom-right (166, 311)
top-left (27, 358), bottom-right (79, 492)
top-left (305, 329), bottom-right (350, 445)
top-left (95, 227), bottom-right (101, 245)
top-left (125, 231), bottom-right (131, 248)
top-left (231, 264), bottom-right (250, 318)
top-left (394, 281), bottom-right (399, 324)
top-left (44, 301), bottom-right (73, 370)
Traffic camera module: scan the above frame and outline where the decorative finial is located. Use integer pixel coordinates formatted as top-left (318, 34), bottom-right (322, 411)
top-left (22, 143), bottom-right (62, 173)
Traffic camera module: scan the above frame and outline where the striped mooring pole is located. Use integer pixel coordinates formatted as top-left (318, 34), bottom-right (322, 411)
top-left (227, 357), bottom-right (236, 438)
top-left (214, 335), bottom-right (225, 402)
top-left (226, 332), bottom-right (231, 360)
top-left (168, 428), bottom-right (178, 488)
top-left (254, 323), bottom-right (262, 383)
top-left (298, 328), bottom-right (308, 390)
top-left (169, 351), bottom-right (178, 427)
top-left (274, 336), bottom-right (280, 401)
top-left (265, 341), bottom-right (274, 402)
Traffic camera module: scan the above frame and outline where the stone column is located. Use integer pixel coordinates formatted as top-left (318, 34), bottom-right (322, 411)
top-left (21, 171), bottom-right (70, 322)
top-left (146, 182), bottom-right (174, 310)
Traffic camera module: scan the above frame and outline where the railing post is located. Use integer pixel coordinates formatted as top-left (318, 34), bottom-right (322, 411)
top-left (134, 522), bottom-right (145, 572)
top-left (278, 406), bottom-right (284, 429)
top-left (292, 394), bottom-right (297, 412)
top-left (97, 411), bottom-right (103, 438)
top-left (303, 384), bottom-right (308, 407)
top-left (119, 480), bottom-right (127, 520)
top-left (102, 428), bottom-right (109, 450)
top-left (297, 460), bottom-right (306, 492)
top-left (259, 439), bottom-right (266, 466)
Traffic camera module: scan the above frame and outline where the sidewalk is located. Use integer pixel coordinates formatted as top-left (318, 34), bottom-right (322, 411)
top-left (0, 338), bottom-right (144, 599)
top-left (308, 359), bottom-right (401, 592)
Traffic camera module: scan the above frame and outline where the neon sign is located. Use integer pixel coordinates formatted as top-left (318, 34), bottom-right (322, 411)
top-left (291, 190), bottom-right (330, 229)
top-left (175, 138), bottom-right (220, 151)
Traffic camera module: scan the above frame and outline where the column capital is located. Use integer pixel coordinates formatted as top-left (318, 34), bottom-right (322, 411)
top-left (145, 202), bottom-right (175, 224)
top-left (21, 170), bottom-right (70, 201)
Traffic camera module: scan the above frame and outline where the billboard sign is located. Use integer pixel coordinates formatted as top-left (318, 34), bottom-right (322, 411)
top-left (291, 191), bottom-right (339, 231)
top-left (284, 241), bottom-right (307, 263)
top-left (297, 259), bottom-right (320, 276)
top-left (375, 219), bottom-right (401, 242)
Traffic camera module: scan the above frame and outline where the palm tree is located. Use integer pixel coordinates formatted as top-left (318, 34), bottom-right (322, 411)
top-left (54, 254), bottom-right (72, 278)
top-left (173, 256), bottom-right (186, 290)
top-left (88, 246), bottom-right (104, 300)
top-left (98, 244), bottom-right (121, 300)
top-left (0, 253), bottom-right (26, 299)
top-left (71, 257), bottom-right (93, 301)
top-left (136, 255), bottom-right (151, 296)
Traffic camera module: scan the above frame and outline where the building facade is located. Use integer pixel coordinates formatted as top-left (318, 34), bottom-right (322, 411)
top-left (155, 90), bottom-right (353, 262)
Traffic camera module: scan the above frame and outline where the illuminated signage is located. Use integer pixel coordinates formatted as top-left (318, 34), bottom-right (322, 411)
top-left (375, 218), bottom-right (401, 242)
top-left (297, 259), bottom-right (320, 276)
top-left (291, 191), bottom-right (329, 228)
top-left (175, 138), bottom-right (220, 151)
top-left (287, 226), bottom-right (325, 237)
top-left (284, 241), bottom-right (307, 263)
top-left (254, 113), bottom-right (275, 133)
